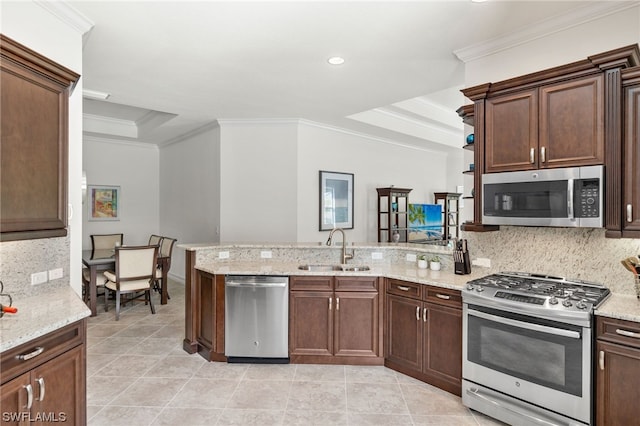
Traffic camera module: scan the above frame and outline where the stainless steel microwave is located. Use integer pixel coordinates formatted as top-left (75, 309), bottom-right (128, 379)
top-left (482, 165), bottom-right (603, 227)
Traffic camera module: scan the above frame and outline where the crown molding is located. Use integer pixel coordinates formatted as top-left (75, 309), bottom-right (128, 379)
top-left (35, 1), bottom-right (94, 35)
top-left (83, 134), bottom-right (159, 150)
top-left (454, 2), bottom-right (638, 63)
top-left (159, 121), bottom-right (220, 147)
top-left (217, 118), bottom-right (300, 126)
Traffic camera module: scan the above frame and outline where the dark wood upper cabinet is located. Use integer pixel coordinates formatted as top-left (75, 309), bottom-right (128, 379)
top-left (621, 67), bottom-right (640, 237)
top-left (0, 34), bottom-right (79, 241)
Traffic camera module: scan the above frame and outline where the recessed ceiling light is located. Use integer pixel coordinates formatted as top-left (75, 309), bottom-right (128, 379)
top-left (327, 56), bottom-right (345, 66)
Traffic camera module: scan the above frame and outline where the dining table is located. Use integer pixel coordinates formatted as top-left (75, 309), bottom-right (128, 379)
top-left (82, 249), bottom-right (170, 317)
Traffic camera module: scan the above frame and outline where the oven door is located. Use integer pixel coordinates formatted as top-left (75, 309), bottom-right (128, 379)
top-left (463, 304), bottom-right (592, 424)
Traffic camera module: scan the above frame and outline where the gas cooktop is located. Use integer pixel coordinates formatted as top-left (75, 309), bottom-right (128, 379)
top-left (463, 272), bottom-right (610, 325)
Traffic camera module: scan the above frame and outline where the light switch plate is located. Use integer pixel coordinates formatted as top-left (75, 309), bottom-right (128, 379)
top-left (260, 251), bottom-right (272, 259)
top-left (31, 271), bottom-right (48, 285)
top-left (406, 253), bottom-right (417, 262)
top-left (371, 252), bottom-right (383, 260)
top-left (48, 268), bottom-right (63, 280)
top-left (218, 251), bottom-right (230, 259)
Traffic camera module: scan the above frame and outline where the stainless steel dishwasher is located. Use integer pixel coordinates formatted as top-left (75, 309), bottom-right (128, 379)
top-left (224, 275), bottom-right (289, 363)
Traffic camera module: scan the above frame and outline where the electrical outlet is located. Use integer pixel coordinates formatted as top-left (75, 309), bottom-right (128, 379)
top-left (406, 253), bottom-right (417, 262)
top-left (260, 251), bottom-right (272, 259)
top-left (218, 251), bottom-right (230, 259)
top-left (31, 271), bottom-right (48, 285)
top-left (371, 252), bottom-right (383, 260)
top-left (472, 258), bottom-right (492, 268)
top-left (48, 268), bottom-right (63, 280)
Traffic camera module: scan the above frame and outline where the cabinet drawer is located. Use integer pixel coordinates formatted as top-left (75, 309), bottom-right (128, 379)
top-left (597, 316), bottom-right (640, 349)
top-left (335, 276), bottom-right (378, 292)
top-left (1, 320), bottom-right (86, 384)
top-left (423, 286), bottom-right (462, 308)
top-left (290, 276), bottom-right (333, 291)
top-left (386, 279), bottom-right (421, 299)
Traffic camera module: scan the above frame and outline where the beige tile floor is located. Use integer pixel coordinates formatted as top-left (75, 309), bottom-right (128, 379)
top-left (86, 280), bottom-right (505, 426)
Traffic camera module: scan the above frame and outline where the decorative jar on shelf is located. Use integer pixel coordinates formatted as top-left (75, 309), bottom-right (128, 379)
top-left (392, 230), bottom-right (400, 243)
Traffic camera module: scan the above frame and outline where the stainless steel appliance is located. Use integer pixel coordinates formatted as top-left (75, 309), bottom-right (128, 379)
top-left (462, 272), bottom-right (610, 426)
top-left (225, 275), bottom-right (289, 362)
top-left (482, 165), bottom-right (603, 227)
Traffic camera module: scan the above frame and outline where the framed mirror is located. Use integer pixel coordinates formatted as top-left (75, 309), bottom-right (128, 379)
top-left (319, 170), bottom-right (354, 231)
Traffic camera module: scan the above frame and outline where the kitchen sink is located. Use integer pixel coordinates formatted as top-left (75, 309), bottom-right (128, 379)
top-left (297, 264), bottom-right (370, 272)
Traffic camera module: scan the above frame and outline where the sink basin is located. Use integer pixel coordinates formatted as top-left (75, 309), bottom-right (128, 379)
top-left (297, 264), bottom-right (370, 272)
top-left (341, 265), bottom-right (370, 272)
top-left (298, 264), bottom-right (343, 271)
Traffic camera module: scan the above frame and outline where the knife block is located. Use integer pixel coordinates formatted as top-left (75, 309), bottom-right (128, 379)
top-left (454, 250), bottom-right (471, 275)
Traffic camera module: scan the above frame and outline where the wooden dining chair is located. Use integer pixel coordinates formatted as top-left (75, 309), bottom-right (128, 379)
top-left (103, 245), bottom-right (158, 320)
top-left (82, 233), bottom-right (123, 305)
top-left (153, 236), bottom-right (177, 299)
top-left (148, 234), bottom-right (163, 247)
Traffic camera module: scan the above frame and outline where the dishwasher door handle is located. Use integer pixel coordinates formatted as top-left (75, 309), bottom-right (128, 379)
top-left (225, 282), bottom-right (288, 288)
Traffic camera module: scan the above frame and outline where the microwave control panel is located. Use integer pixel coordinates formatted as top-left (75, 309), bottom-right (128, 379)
top-left (576, 179), bottom-right (599, 218)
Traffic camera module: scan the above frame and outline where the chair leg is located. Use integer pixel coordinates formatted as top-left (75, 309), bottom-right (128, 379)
top-left (147, 290), bottom-right (155, 315)
top-left (104, 288), bottom-right (109, 312)
top-left (115, 291), bottom-right (121, 321)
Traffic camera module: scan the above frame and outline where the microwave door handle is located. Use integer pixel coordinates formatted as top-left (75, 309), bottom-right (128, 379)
top-left (467, 308), bottom-right (581, 339)
top-left (567, 179), bottom-right (575, 220)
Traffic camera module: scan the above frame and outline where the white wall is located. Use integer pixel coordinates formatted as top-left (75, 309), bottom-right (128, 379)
top-left (297, 122), bottom-right (450, 243)
top-left (83, 138), bottom-right (159, 248)
top-left (0, 1), bottom-right (86, 295)
top-left (159, 124), bottom-right (221, 281)
top-left (219, 121), bottom-right (299, 242)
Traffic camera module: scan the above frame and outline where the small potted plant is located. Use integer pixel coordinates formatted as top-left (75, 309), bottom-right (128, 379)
top-left (430, 255), bottom-right (441, 271)
top-left (417, 254), bottom-right (428, 269)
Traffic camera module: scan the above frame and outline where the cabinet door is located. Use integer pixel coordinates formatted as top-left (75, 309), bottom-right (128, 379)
top-left (423, 303), bottom-right (462, 387)
top-left (539, 75), bottom-right (604, 168)
top-left (31, 346), bottom-right (84, 425)
top-left (289, 291), bottom-right (333, 357)
top-left (485, 89), bottom-right (538, 172)
top-left (0, 372), bottom-right (31, 425)
top-left (596, 341), bottom-right (640, 425)
top-left (334, 291), bottom-right (379, 358)
top-left (385, 294), bottom-right (422, 371)
top-left (623, 83), bottom-right (640, 234)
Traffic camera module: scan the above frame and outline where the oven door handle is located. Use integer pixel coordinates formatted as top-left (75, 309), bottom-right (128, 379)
top-left (466, 388), bottom-right (562, 426)
top-left (467, 308), bottom-right (581, 339)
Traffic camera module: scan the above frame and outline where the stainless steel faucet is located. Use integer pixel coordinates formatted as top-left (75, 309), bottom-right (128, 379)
top-left (326, 228), bottom-right (354, 264)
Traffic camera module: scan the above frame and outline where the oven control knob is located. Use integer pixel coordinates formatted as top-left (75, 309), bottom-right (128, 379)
top-left (467, 284), bottom-right (474, 291)
top-left (549, 296), bottom-right (558, 305)
top-left (562, 299), bottom-right (573, 307)
top-left (476, 285), bottom-right (484, 292)
top-left (576, 299), bottom-right (588, 310)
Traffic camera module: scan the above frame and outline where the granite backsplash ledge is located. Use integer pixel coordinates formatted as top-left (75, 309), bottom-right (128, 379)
top-left (463, 226), bottom-right (640, 295)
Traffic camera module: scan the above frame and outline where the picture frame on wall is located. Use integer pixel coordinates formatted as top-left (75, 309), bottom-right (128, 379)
top-left (319, 170), bottom-right (354, 231)
top-left (88, 185), bottom-right (120, 221)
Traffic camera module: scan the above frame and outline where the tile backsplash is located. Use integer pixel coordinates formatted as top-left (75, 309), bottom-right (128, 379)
top-left (463, 226), bottom-right (640, 295)
top-left (0, 236), bottom-right (70, 299)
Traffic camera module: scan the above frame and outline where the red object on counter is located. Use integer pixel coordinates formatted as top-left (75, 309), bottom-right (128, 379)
top-left (1, 305), bottom-right (17, 314)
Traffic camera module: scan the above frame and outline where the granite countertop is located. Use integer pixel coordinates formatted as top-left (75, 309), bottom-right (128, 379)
top-left (198, 259), bottom-right (640, 323)
top-left (196, 260), bottom-right (490, 291)
top-left (595, 293), bottom-right (640, 323)
top-left (0, 284), bottom-right (91, 353)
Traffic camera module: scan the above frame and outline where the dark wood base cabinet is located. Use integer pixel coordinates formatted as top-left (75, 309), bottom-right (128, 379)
top-left (194, 270), bottom-right (226, 362)
top-left (596, 316), bottom-right (640, 425)
top-left (289, 276), bottom-right (383, 365)
top-left (384, 278), bottom-right (462, 396)
top-left (0, 320), bottom-right (86, 425)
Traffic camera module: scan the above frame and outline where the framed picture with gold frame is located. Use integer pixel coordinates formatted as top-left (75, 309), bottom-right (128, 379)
top-left (88, 185), bottom-right (120, 221)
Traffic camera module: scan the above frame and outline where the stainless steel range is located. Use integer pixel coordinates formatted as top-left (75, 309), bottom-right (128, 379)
top-left (462, 272), bottom-right (610, 426)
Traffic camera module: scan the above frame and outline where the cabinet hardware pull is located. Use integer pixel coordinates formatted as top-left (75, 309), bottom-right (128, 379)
top-left (530, 148), bottom-right (535, 164)
top-left (329, 297), bottom-right (332, 311)
top-left (24, 384), bottom-right (33, 410)
top-left (397, 286), bottom-right (410, 291)
top-left (18, 346), bottom-right (44, 361)
top-left (616, 328), bottom-right (640, 338)
top-left (36, 377), bottom-right (45, 401)
top-left (627, 204), bottom-right (633, 223)
top-left (599, 350), bottom-right (605, 370)
top-left (435, 294), bottom-right (450, 300)
top-left (416, 306), bottom-right (420, 321)
top-left (336, 297), bottom-right (340, 311)
top-left (423, 307), bottom-right (427, 322)
top-left (541, 146), bottom-right (546, 163)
